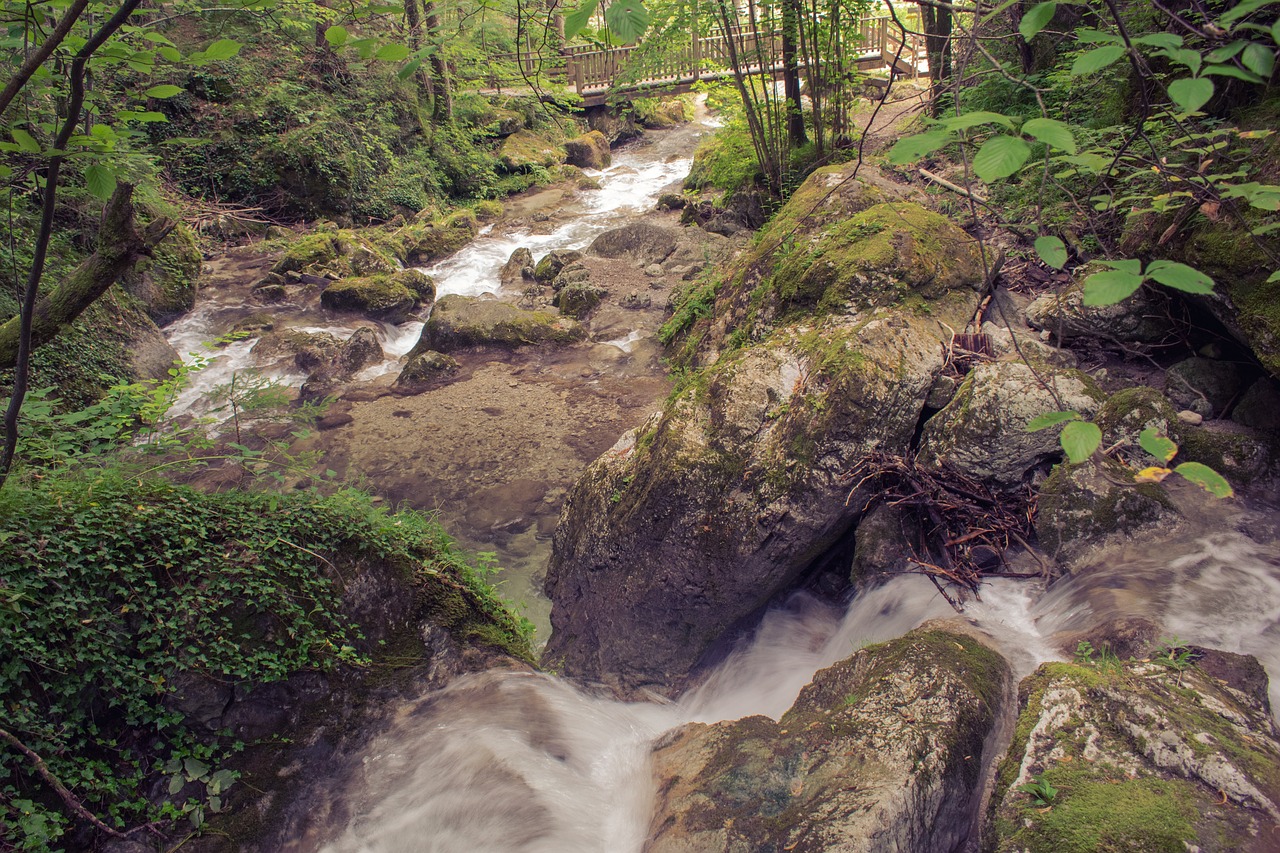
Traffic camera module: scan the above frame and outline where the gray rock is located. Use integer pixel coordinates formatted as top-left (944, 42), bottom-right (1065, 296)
top-left (416, 295), bottom-right (585, 353)
top-left (1025, 277), bottom-right (1177, 344)
top-left (1232, 379), bottom-right (1280, 430)
top-left (396, 349), bottom-right (460, 386)
top-left (1166, 356), bottom-right (1246, 418)
top-left (533, 250), bottom-right (583, 283)
top-left (337, 327), bottom-right (384, 374)
top-left (588, 222), bottom-right (679, 266)
top-left (501, 247), bottom-right (535, 286)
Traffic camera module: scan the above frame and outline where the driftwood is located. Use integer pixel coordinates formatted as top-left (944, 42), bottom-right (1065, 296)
top-left (846, 452), bottom-right (1042, 609)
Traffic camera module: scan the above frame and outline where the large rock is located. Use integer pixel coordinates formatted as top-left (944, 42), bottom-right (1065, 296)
top-left (648, 628), bottom-right (1010, 852)
top-left (544, 173), bottom-right (986, 693)
top-left (588, 222), bottom-right (679, 267)
top-left (253, 329), bottom-right (341, 371)
top-left (415, 294), bottom-right (584, 353)
top-left (497, 129), bottom-right (565, 172)
top-left (500, 247), bottom-right (535, 287)
top-left (320, 272), bottom-right (423, 323)
top-left (534, 249), bottom-right (583, 283)
top-left (1165, 356), bottom-right (1247, 418)
top-left (1035, 460), bottom-right (1178, 565)
top-left (986, 649), bottom-right (1280, 852)
top-left (563, 130), bottom-right (611, 169)
top-left (917, 362), bottom-right (1105, 489)
top-left (1025, 277), bottom-right (1177, 344)
top-left (122, 223), bottom-right (203, 325)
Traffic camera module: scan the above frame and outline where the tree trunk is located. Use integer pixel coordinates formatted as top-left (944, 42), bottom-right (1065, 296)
top-left (920, 2), bottom-right (952, 114)
top-left (425, 0), bottom-right (453, 124)
top-left (782, 0), bottom-right (806, 146)
top-left (404, 0), bottom-right (434, 99)
top-left (0, 184), bottom-right (172, 372)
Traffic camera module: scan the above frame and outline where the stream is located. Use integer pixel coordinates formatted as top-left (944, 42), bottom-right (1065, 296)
top-left (163, 102), bottom-right (1280, 851)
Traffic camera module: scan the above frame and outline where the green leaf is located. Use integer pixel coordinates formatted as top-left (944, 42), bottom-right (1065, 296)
top-left (1145, 260), bottom-right (1214, 293)
top-left (1174, 462), bottom-right (1233, 498)
top-left (184, 757), bottom-right (211, 779)
top-left (1242, 41), bottom-right (1276, 77)
top-left (397, 58), bottom-right (423, 79)
top-left (936, 110), bottom-right (1015, 131)
top-left (374, 43), bottom-right (410, 61)
top-left (1273, 18), bottom-right (1280, 45)
top-left (1139, 427), bottom-right (1178, 463)
top-left (888, 129), bottom-right (952, 164)
top-left (973, 134), bottom-right (1031, 181)
top-left (11, 129), bottom-right (39, 153)
top-left (1082, 268), bottom-right (1144, 305)
top-left (563, 0), bottom-right (599, 39)
top-left (168, 775), bottom-right (184, 795)
top-left (603, 0), bottom-right (650, 43)
top-left (158, 46), bottom-right (182, 62)
top-left (1167, 77), bottom-right (1213, 113)
top-left (1133, 33), bottom-right (1183, 48)
top-left (1072, 44), bottom-right (1126, 75)
top-left (1205, 41), bottom-right (1247, 63)
top-left (1204, 63), bottom-right (1265, 82)
top-left (1099, 258), bottom-right (1142, 274)
top-left (1268, 271), bottom-right (1280, 283)
top-left (1075, 28), bottom-right (1121, 44)
top-left (324, 25), bottom-right (348, 46)
top-left (1034, 235), bottom-right (1068, 269)
top-left (84, 165), bottom-right (116, 200)
top-left (1026, 410), bottom-right (1079, 432)
top-left (144, 84), bottom-right (183, 98)
top-left (1060, 420), bottom-right (1101, 464)
top-left (202, 38), bottom-right (241, 60)
top-left (1019, 2), bottom-right (1057, 41)
top-left (1022, 117), bottom-right (1077, 153)
top-left (1219, 0), bottom-right (1278, 28)
top-left (1158, 47), bottom-right (1202, 75)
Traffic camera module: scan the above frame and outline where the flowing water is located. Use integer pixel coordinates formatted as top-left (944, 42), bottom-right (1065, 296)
top-left (308, 513), bottom-right (1280, 852)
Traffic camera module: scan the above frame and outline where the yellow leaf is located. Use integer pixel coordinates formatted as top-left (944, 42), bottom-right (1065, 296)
top-left (1135, 466), bottom-right (1172, 483)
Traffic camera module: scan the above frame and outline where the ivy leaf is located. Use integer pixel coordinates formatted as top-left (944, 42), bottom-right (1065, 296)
top-left (1082, 268), bottom-right (1144, 305)
top-left (936, 110), bottom-right (1015, 131)
top-left (563, 0), bottom-right (599, 39)
top-left (1242, 42), bottom-right (1276, 77)
top-left (1034, 235), bottom-right (1068, 269)
top-left (1269, 271), bottom-right (1280, 283)
top-left (973, 134), bottom-right (1031, 181)
top-left (1060, 420), bottom-right (1101, 464)
top-left (1019, 2), bottom-right (1057, 41)
top-left (1026, 410), bottom-right (1079, 432)
top-left (603, 0), bottom-right (650, 43)
top-left (84, 165), bottom-right (116, 200)
top-left (374, 43), bottom-right (410, 61)
top-left (202, 39), bottom-right (241, 61)
top-left (1022, 117), bottom-right (1077, 153)
top-left (1167, 77), bottom-right (1214, 113)
top-left (1144, 260), bottom-right (1214, 293)
top-left (888, 130), bottom-right (952, 164)
top-left (144, 84), bottom-right (183, 98)
top-left (324, 25), bottom-right (348, 46)
top-left (1138, 427), bottom-right (1178, 463)
top-left (1072, 45), bottom-right (1126, 76)
top-left (184, 757), bottom-right (211, 779)
top-left (1174, 462), bottom-right (1234, 498)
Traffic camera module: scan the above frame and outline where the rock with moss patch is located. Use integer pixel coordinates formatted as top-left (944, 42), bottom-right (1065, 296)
top-left (1096, 386), bottom-right (1182, 466)
top-left (918, 362), bottom-right (1105, 489)
top-left (252, 330), bottom-right (342, 371)
top-left (656, 192), bottom-right (687, 211)
top-left (501, 247), bottom-right (535, 286)
top-left (533, 250), bottom-right (582, 283)
top-left (400, 215), bottom-right (478, 266)
top-left (272, 232), bottom-right (345, 275)
top-left (986, 652), bottom-right (1280, 852)
top-left (122, 223), bottom-right (203, 325)
top-left (416, 294), bottom-right (584, 353)
top-left (1035, 460), bottom-right (1178, 565)
top-left (337, 327), bottom-right (384, 374)
top-left (551, 261), bottom-right (592, 291)
top-left (497, 129), bottom-right (566, 173)
top-left (1177, 422), bottom-right (1276, 484)
top-left (1233, 379), bottom-right (1280, 431)
top-left (252, 283), bottom-right (289, 304)
top-left (1025, 277), bottom-right (1177, 344)
top-left (563, 130), bottom-right (611, 170)
top-left (650, 627), bottom-right (1010, 852)
top-left (321, 275), bottom-right (418, 323)
top-left (395, 349), bottom-right (459, 386)
top-left (555, 282), bottom-right (604, 319)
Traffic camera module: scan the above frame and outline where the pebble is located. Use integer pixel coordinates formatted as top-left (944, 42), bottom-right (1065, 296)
top-left (1177, 410), bottom-right (1204, 425)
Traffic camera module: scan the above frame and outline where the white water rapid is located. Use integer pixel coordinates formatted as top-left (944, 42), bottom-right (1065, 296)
top-left (310, 517), bottom-right (1280, 852)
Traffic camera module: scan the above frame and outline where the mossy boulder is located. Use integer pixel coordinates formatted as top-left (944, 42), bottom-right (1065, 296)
top-left (122, 222), bottom-right (203, 325)
top-left (554, 282), bottom-right (604, 320)
top-left (395, 349), bottom-right (459, 386)
top-left (1177, 422), bottom-right (1276, 485)
top-left (496, 129), bottom-right (566, 172)
top-left (1096, 386), bottom-right (1183, 463)
top-left (399, 217), bottom-right (478, 266)
top-left (271, 231), bottom-right (346, 275)
top-left (252, 329), bottom-right (341, 371)
top-left (649, 627), bottom-right (1010, 852)
top-left (320, 273), bottom-right (420, 323)
top-left (986, 653), bottom-right (1280, 852)
top-left (1035, 459), bottom-right (1179, 565)
top-left (1233, 379), bottom-right (1280, 431)
top-left (918, 362), bottom-right (1105, 489)
top-left (563, 130), bottom-right (611, 169)
top-left (636, 96), bottom-right (690, 128)
top-left (415, 294), bottom-right (585, 353)
top-left (1165, 356), bottom-right (1247, 418)
top-left (500, 247), bottom-right (535, 286)
top-left (533, 249), bottom-right (582, 283)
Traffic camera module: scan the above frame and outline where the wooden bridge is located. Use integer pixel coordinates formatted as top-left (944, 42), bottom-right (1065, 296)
top-left (496, 15), bottom-right (926, 107)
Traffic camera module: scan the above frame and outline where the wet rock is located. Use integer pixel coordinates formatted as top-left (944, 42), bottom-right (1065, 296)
top-left (649, 628), bottom-right (1010, 853)
top-left (1176, 422), bottom-right (1276, 484)
top-left (849, 503), bottom-right (913, 581)
top-left (396, 349), bottom-right (460, 386)
top-left (563, 130), bottom-right (611, 170)
top-left (636, 97), bottom-right (689, 128)
top-left (231, 313), bottom-right (276, 335)
top-left (1035, 459), bottom-right (1178, 565)
top-left (587, 109), bottom-right (641, 144)
top-left (253, 330), bottom-right (341, 371)
top-left (551, 261), bottom-right (592, 291)
top-left (501, 247), bottom-right (535, 286)
top-left (251, 283), bottom-right (289, 304)
top-left (588, 222), bottom-right (679, 267)
top-left (555, 282), bottom-right (605, 320)
top-left (416, 294), bottom-right (585, 353)
top-left (534, 250), bottom-right (583, 283)
top-left (918, 362), bottom-right (1105, 489)
top-left (619, 290), bottom-right (652, 310)
top-left (1095, 385), bottom-right (1182, 467)
top-left (127, 322), bottom-right (182, 382)
top-left (350, 243), bottom-right (396, 276)
top-left (1165, 356), bottom-right (1246, 418)
top-left (1025, 277), bottom-right (1178, 344)
top-left (337, 327), bottom-right (384, 374)
top-left (656, 193), bottom-right (687, 211)
top-left (986, 651), bottom-right (1280, 852)
top-left (320, 271), bottom-right (427, 323)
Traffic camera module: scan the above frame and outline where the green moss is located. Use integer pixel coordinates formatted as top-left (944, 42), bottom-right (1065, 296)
top-left (497, 129), bottom-right (566, 172)
top-left (319, 274), bottom-right (416, 318)
top-left (271, 232), bottom-right (343, 274)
